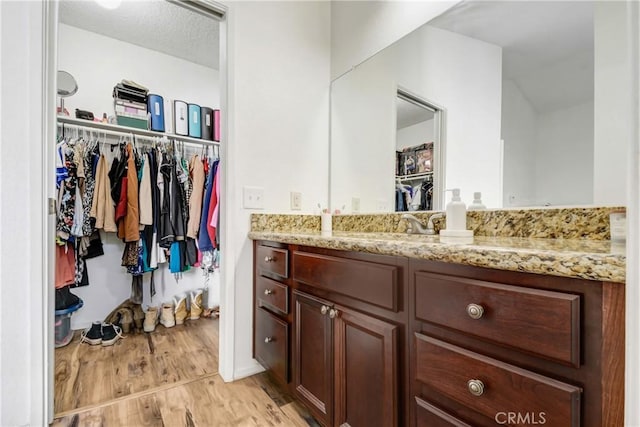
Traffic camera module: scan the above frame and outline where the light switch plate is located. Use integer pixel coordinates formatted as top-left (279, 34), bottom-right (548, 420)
top-left (352, 197), bottom-right (360, 213)
top-left (290, 192), bottom-right (302, 210)
top-left (243, 186), bottom-right (264, 209)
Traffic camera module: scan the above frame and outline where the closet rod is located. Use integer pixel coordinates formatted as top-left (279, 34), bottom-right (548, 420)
top-left (57, 116), bottom-right (221, 147)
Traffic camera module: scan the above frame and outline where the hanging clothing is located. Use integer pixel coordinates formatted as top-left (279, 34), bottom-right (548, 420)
top-left (91, 154), bottom-right (117, 232)
top-left (119, 143), bottom-right (140, 242)
top-left (198, 160), bottom-right (217, 252)
top-left (139, 155), bottom-right (153, 226)
top-left (187, 155), bottom-right (205, 239)
top-left (207, 163), bottom-right (220, 249)
top-left (55, 243), bottom-right (75, 289)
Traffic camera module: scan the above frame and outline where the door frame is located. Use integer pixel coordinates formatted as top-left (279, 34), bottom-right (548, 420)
top-left (39, 0), bottom-right (231, 422)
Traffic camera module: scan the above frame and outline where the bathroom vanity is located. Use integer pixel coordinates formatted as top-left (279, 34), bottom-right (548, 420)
top-left (250, 214), bottom-right (625, 427)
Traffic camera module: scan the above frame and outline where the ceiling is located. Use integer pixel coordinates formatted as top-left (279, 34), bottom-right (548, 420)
top-left (59, 0), bottom-right (220, 70)
top-left (429, 1), bottom-right (594, 112)
top-left (397, 97), bottom-right (435, 129)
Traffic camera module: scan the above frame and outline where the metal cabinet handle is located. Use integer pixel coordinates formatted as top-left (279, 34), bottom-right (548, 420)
top-left (467, 379), bottom-right (485, 396)
top-left (264, 337), bottom-right (273, 343)
top-left (320, 305), bottom-right (329, 315)
top-left (264, 256), bottom-right (275, 262)
top-left (466, 303), bottom-right (484, 320)
top-left (264, 289), bottom-right (274, 295)
top-left (329, 308), bottom-right (339, 319)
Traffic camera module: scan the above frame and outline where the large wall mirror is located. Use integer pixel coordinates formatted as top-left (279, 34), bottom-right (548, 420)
top-left (330, 1), bottom-right (628, 213)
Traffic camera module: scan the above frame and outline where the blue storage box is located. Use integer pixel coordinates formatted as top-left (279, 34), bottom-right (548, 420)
top-left (147, 94), bottom-right (165, 132)
top-left (188, 104), bottom-right (202, 138)
top-left (55, 299), bottom-right (83, 348)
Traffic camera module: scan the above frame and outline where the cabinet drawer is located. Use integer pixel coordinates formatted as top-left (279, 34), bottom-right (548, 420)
top-left (415, 334), bottom-right (581, 427)
top-left (415, 397), bottom-right (472, 427)
top-left (256, 276), bottom-right (288, 314)
top-left (293, 251), bottom-right (399, 311)
top-left (414, 272), bottom-right (580, 366)
top-left (256, 245), bottom-right (288, 278)
top-left (255, 307), bottom-right (289, 383)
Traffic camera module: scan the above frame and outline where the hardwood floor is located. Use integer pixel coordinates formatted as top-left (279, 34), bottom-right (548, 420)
top-left (54, 318), bottom-right (319, 426)
top-left (55, 318), bottom-right (219, 415)
top-left (52, 373), bottom-right (319, 427)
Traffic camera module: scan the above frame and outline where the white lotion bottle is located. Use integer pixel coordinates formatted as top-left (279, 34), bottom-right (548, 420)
top-left (468, 192), bottom-right (487, 210)
top-left (440, 188), bottom-right (473, 238)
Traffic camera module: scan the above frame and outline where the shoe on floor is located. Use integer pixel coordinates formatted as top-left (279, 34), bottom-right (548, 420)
top-left (160, 303), bottom-right (176, 328)
top-left (143, 306), bottom-right (159, 332)
top-left (115, 307), bottom-right (133, 334)
top-left (173, 293), bottom-right (188, 325)
top-left (80, 321), bottom-right (103, 345)
top-left (132, 304), bottom-right (145, 331)
top-left (189, 289), bottom-right (203, 320)
top-left (101, 323), bottom-right (123, 346)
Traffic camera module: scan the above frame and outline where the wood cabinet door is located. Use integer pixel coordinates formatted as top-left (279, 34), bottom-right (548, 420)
top-left (334, 305), bottom-right (399, 427)
top-left (293, 290), bottom-right (334, 426)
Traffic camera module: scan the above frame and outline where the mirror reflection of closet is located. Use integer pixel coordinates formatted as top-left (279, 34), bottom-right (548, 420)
top-left (395, 90), bottom-right (443, 211)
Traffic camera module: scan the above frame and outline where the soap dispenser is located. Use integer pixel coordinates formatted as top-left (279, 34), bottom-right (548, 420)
top-left (468, 192), bottom-right (487, 210)
top-left (440, 189), bottom-right (473, 238)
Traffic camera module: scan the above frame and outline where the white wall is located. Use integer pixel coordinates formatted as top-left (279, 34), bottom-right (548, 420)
top-left (594, 2), bottom-right (630, 205)
top-left (331, 25), bottom-right (502, 212)
top-left (535, 102), bottom-right (594, 206)
top-left (224, 0), bottom-right (330, 379)
top-left (1, 2), bottom-right (49, 425)
top-left (0, 1), bottom-right (331, 424)
top-left (58, 24), bottom-right (221, 330)
top-left (396, 119), bottom-right (434, 151)
top-left (58, 24), bottom-right (220, 118)
top-left (330, 0), bottom-right (457, 79)
top-left (502, 79), bottom-right (537, 207)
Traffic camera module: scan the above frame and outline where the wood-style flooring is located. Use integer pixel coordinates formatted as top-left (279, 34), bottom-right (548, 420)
top-left (52, 373), bottom-right (318, 427)
top-left (54, 318), bottom-right (318, 426)
top-left (55, 318), bottom-right (219, 416)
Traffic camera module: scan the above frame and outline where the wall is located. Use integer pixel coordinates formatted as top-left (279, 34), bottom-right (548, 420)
top-left (58, 24), bottom-right (220, 119)
top-left (594, 2), bottom-right (630, 205)
top-left (501, 80), bottom-right (537, 207)
top-left (0, 1), bottom-right (331, 424)
top-left (57, 24), bottom-right (221, 330)
top-left (331, 25), bottom-right (502, 212)
top-left (535, 102), bottom-right (594, 206)
top-left (0, 2), bottom-right (49, 425)
top-left (330, 0), bottom-right (457, 79)
top-left (396, 119), bottom-right (434, 151)
top-left (223, 0), bottom-right (330, 379)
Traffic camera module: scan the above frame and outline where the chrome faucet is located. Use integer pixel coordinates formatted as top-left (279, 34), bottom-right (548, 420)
top-left (402, 213), bottom-right (445, 235)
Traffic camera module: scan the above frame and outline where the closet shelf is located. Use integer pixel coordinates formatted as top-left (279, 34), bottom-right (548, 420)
top-left (396, 172), bottom-right (433, 181)
top-left (57, 116), bottom-right (221, 147)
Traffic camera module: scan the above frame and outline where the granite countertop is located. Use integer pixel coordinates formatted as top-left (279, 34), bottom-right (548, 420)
top-left (248, 231), bottom-right (626, 283)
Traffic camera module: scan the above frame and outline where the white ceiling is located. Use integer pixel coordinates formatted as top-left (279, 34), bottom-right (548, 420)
top-left (397, 97), bottom-right (435, 129)
top-left (429, 1), bottom-right (594, 112)
top-left (59, 0), bottom-right (220, 70)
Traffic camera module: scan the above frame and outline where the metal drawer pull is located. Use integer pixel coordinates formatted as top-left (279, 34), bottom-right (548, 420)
top-left (466, 303), bottom-right (484, 320)
top-left (264, 289), bottom-right (274, 295)
top-left (320, 305), bottom-right (329, 315)
top-left (264, 256), bottom-right (275, 262)
top-left (467, 379), bottom-right (485, 396)
top-left (264, 337), bottom-right (273, 343)
top-left (329, 308), bottom-right (339, 319)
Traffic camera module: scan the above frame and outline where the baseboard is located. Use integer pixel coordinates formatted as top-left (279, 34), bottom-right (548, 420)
top-left (232, 361), bottom-right (265, 381)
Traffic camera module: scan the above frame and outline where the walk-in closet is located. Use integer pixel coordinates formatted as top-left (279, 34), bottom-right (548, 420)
top-left (52, 0), bottom-right (223, 419)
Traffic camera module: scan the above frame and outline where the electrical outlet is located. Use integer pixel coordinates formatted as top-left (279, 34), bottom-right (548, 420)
top-left (351, 197), bottom-right (360, 213)
top-left (290, 191), bottom-right (302, 210)
top-left (243, 186), bottom-right (264, 209)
